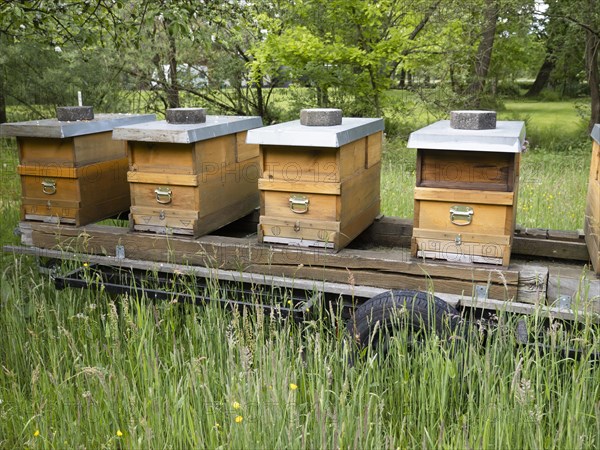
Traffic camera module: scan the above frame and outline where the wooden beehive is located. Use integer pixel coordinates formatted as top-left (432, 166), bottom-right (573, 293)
top-left (407, 111), bottom-right (525, 266)
top-left (0, 109), bottom-right (155, 226)
top-left (585, 124), bottom-right (600, 273)
top-left (246, 109), bottom-right (384, 251)
top-left (112, 110), bottom-right (263, 236)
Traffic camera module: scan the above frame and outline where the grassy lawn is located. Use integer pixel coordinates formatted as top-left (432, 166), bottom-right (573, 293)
top-left (0, 98), bottom-right (598, 448)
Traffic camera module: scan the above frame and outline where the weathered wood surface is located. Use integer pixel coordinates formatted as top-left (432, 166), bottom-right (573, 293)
top-left (5, 243), bottom-right (597, 322)
top-left (22, 221), bottom-right (522, 300)
top-left (585, 139), bottom-right (600, 273)
top-left (10, 210), bottom-right (599, 314)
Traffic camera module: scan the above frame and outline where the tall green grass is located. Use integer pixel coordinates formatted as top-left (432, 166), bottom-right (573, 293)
top-left (1, 259), bottom-right (598, 448)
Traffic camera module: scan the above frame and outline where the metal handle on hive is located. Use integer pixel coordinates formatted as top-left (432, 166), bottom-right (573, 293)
top-left (41, 179), bottom-right (56, 195)
top-left (289, 194), bottom-right (309, 214)
top-left (155, 187), bottom-right (172, 204)
top-left (449, 205), bottom-right (474, 226)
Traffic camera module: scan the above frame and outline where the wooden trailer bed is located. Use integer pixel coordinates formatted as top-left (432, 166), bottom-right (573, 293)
top-left (4, 212), bottom-right (599, 322)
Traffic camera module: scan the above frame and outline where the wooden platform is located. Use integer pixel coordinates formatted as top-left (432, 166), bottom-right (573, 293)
top-left (10, 213), bottom-right (600, 319)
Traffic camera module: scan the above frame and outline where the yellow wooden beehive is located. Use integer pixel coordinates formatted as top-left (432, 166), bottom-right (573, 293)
top-left (0, 107), bottom-right (155, 226)
top-left (585, 124), bottom-right (600, 273)
top-left (113, 108), bottom-right (263, 237)
top-left (407, 111), bottom-right (526, 266)
top-left (247, 108), bottom-right (384, 251)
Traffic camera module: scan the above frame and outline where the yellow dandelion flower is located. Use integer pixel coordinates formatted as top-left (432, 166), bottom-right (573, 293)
top-left (83, 262), bottom-right (89, 267)
top-left (116, 429), bottom-right (123, 437)
top-left (289, 383), bottom-right (298, 390)
top-left (232, 401), bottom-right (241, 410)
top-left (287, 300), bottom-right (292, 305)
top-left (235, 415), bottom-right (243, 423)
top-left (34, 430), bottom-right (40, 437)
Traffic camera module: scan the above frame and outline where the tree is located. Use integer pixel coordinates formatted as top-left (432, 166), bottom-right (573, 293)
top-left (250, 0), bottom-right (443, 117)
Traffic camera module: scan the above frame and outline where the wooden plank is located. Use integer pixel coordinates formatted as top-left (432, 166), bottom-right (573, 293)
top-left (235, 131), bottom-right (259, 162)
top-left (584, 215), bottom-right (600, 273)
top-left (18, 137), bottom-right (74, 166)
top-left (2, 245), bottom-right (395, 303)
top-left (258, 179), bottom-right (341, 195)
top-left (129, 141), bottom-right (195, 174)
top-left (413, 228), bottom-right (511, 245)
top-left (416, 201), bottom-right (510, 236)
top-left (128, 171), bottom-right (199, 186)
top-left (590, 141), bottom-right (599, 181)
top-left (416, 246), bottom-right (506, 266)
top-left (130, 184), bottom-right (199, 209)
top-left (18, 165), bottom-right (77, 178)
top-left (73, 131), bottom-right (126, 166)
top-left (240, 264), bottom-right (514, 300)
top-left (339, 137), bottom-right (366, 181)
top-left (546, 263), bottom-right (600, 314)
top-left (261, 146), bottom-right (339, 183)
top-left (366, 131), bottom-right (382, 169)
top-left (414, 187), bottom-right (514, 205)
top-left (512, 236), bottom-right (590, 261)
top-left (417, 149), bottom-right (513, 191)
top-left (195, 133), bottom-right (236, 168)
top-left (23, 222), bottom-right (519, 298)
top-left (340, 162), bottom-right (380, 227)
top-left (263, 190), bottom-right (338, 222)
top-left (511, 263), bottom-right (548, 305)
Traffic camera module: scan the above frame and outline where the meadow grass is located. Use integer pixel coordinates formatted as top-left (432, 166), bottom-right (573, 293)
top-left (0, 99), bottom-right (598, 448)
top-left (0, 259), bottom-right (598, 448)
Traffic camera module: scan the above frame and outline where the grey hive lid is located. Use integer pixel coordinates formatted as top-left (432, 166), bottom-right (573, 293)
top-left (112, 116), bottom-right (263, 144)
top-left (245, 117), bottom-right (384, 148)
top-left (592, 124), bottom-right (600, 145)
top-left (407, 120), bottom-right (526, 153)
top-left (0, 113), bottom-right (156, 139)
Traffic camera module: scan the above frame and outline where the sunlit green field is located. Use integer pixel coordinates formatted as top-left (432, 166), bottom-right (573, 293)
top-left (1, 99), bottom-right (598, 448)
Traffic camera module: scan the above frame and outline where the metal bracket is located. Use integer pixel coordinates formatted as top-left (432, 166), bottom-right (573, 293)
top-left (115, 245), bottom-right (125, 260)
top-left (475, 284), bottom-right (489, 301)
top-left (556, 295), bottom-right (572, 309)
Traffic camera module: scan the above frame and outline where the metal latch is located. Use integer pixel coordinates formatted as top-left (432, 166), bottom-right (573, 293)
top-left (42, 179), bottom-right (57, 195)
top-left (155, 187), bottom-right (172, 204)
top-left (289, 194), bottom-right (309, 214)
top-left (450, 205), bottom-right (474, 226)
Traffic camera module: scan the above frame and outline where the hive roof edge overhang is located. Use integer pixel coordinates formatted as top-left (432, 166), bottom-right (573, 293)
top-left (592, 124), bottom-right (600, 145)
top-left (407, 120), bottom-right (526, 153)
top-left (0, 114), bottom-right (156, 138)
top-left (112, 116), bottom-right (263, 144)
top-left (245, 118), bottom-right (384, 148)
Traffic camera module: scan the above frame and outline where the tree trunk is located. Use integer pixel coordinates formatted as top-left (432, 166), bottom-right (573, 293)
top-left (525, 56), bottom-right (555, 97)
top-left (0, 75), bottom-right (6, 124)
top-left (0, 34), bottom-right (6, 124)
top-left (467, 1), bottom-right (499, 107)
top-left (398, 69), bottom-right (407, 89)
top-left (165, 26), bottom-right (180, 109)
top-left (585, 26), bottom-right (600, 130)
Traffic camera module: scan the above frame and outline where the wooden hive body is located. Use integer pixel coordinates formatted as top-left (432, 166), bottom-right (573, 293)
top-left (407, 119), bottom-right (525, 266)
top-left (1, 114), bottom-right (155, 226)
top-left (247, 117), bottom-right (384, 251)
top-left (113, 116), bottom-right (263, 237)
top-left (585, 124), bottom-right (600, 273)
